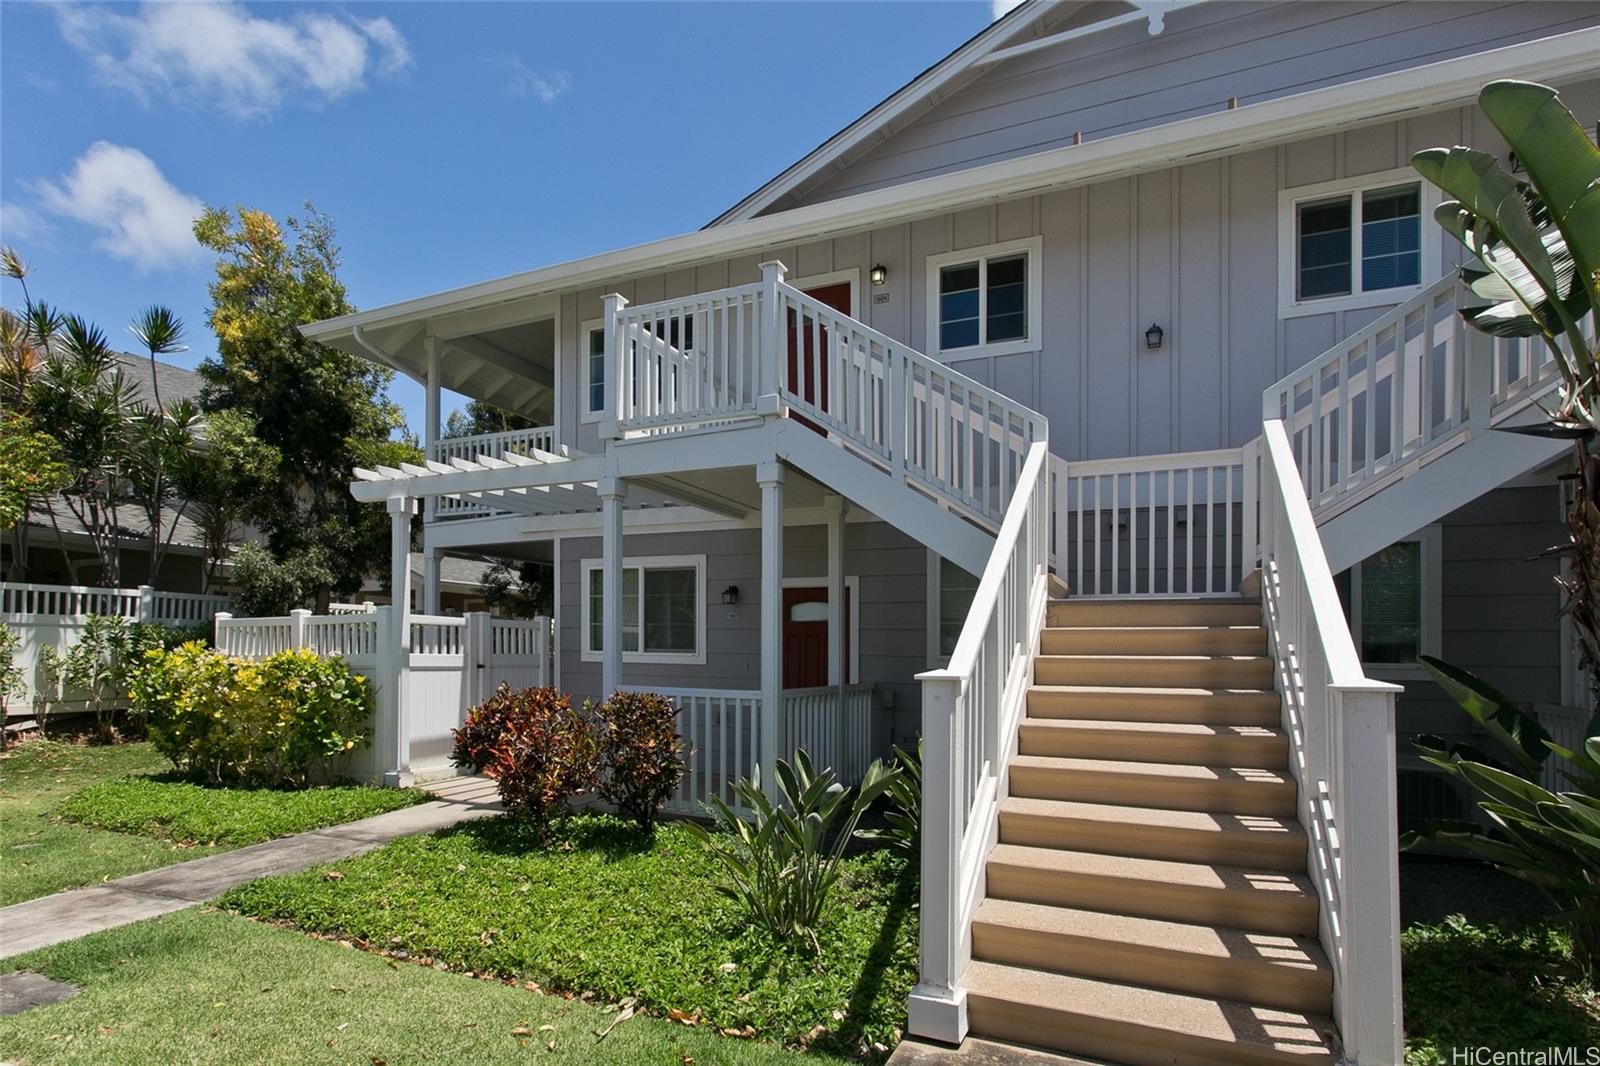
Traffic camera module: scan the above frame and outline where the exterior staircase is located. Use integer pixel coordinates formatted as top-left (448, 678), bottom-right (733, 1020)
top-left (961, 597), bottom-right (1339, 1066)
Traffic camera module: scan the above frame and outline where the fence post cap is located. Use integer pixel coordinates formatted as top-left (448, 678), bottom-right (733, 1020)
top-left (291, 608), bottom-right (312, 617)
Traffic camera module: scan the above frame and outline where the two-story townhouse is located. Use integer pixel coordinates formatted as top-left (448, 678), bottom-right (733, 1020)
top-left (302, 3), bottom-right (1600, 1063)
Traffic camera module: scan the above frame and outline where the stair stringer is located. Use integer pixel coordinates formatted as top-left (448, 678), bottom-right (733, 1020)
top-left (771, 419), bottom-right (996, 573)
top-left (1316, 419), bottom-right (1568, 574)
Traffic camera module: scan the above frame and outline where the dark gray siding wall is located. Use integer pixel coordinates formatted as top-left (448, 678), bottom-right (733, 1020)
top-left (782, 1), bottom-right (1600, 209)
top-left (556, 521), bottom-right (929, 756)
top-left (1388, 481), bottom-right (1567, 751)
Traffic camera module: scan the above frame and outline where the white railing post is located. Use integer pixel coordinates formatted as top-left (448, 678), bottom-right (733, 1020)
top-left (213, 612), bottom-right (233, 655)
top-left (1241, 436), bottom-right (1260, 579)
top-left (757, 261), bottom-right (787, 413)
top-left (602, 292), bottom-right (630, 440)
top-left (462, 611), bottom-right (490, 714)
top-left (137, 585), bottom-right (155, 623)
top-left (531, 614), bottom-right (553, 687)
top-left (1334, 684), bottom-right (1403, 1066)
top-left (290, 608), bottom-right (310, 651)
top-left (889, 352), bottom-right (907, 480)
top-left (908, 672), bottom-right (968, 1045)
top-left (1463, 325), bottom-right (1495, 433)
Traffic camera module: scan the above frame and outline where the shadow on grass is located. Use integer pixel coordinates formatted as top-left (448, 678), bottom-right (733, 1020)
top-left (436, 810), bottom-right (659, 861)
top-left (817, 855), bottom-right (918, 1058)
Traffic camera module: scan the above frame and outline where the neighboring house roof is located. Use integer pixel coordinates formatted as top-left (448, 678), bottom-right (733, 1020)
top-left (25, 496), bottom-right (207, 551)
top-left (109, 352), bottom-right (204, 408)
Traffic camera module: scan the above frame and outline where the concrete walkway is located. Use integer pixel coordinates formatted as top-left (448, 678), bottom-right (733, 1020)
top-left (0, 777), bottom-right (501, 960)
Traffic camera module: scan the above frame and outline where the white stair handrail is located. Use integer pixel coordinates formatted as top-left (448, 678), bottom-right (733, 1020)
top-left (1258, 419), bottom-right (1402, 1065)
top-left (909, 439), bottom-right (1051, 1045)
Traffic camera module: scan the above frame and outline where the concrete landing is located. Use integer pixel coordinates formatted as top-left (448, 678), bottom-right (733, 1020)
top-left (0, 786), bottom-right (502, 960)
top-left (889, 1037), bottom-right (1110, 1065)
top-left (0, 971), bottom-right (80, 1015)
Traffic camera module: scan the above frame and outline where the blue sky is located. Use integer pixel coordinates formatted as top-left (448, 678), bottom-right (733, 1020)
top-left (0, 1), bottom-right (1005, 431)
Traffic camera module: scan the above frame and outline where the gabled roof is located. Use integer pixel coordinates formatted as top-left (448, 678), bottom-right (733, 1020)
top-left (707, 0), bottom-right (1168, 226)
top-left (110, 353), bottom-right (204, 408)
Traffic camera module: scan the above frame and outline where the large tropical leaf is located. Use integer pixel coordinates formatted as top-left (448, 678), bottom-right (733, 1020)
top-left (1419, 655), bottom-right (1554, 774)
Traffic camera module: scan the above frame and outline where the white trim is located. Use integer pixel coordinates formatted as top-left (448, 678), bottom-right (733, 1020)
top-left (580, 317), bottom-right (605, 424)
top-left (925, 236), bottom-right (1043, 360)
top-left (579, 554), bottom-right (708, 665)
top-left (786, 268), bottom-right (861, 319)
top-left (302, 29), bottom-right (1600, 357)
top-left (1277, 167), bottom-right (1444, 319)
top-left (781, 575), bottom-right (861, 685)
top-left (1348, 525), bottom-right (1442, 678)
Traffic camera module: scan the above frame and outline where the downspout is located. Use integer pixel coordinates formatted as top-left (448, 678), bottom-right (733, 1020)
top-left (349, 325), bottom-right (422, 383)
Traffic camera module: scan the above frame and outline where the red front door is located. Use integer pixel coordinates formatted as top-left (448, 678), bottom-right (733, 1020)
top-left (786, 281), bottom-right (852, 434)
top-left (782, 585), bottom-right (851, 689)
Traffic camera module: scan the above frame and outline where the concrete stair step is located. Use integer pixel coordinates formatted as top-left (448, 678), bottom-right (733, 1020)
top-left (1009, 754), bottom-right (1298, 817)
top-left (1047, 599), bottom-right (1261, 629)
top-left (998, 796), bottom-right (1308, 872)
top-left (1018, 718), bottom-right (1289, 769)
top-left (963, 961), bottom-right (1337, 1066)
top-left (1027, 685), bottom-right (1281, 726)
top-left (984, 844), bottom-right (1319, 936)
top-left (1034, 654), bottom-right (1275, 689)
top-left (1040, 625), bottom-right (1267, 657)
top-left (971, 899), bottom-right (1333, 1013)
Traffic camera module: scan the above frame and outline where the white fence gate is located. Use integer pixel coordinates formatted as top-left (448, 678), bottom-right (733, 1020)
top-left (1, 581), bottom-right (234, 713)
top-left (215, 609), bottom-right (553, 781)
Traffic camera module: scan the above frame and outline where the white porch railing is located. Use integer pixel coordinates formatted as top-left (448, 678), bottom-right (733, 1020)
top-left (909, 439), bottom-right (1051, 1044)
top-left (642, 687), bottom-right (764, 818)
top-left (1258, 419), bottom-right (1402, 1065)
top-left (608, 266), bottom-right (1045, 529)
top-left (781, 683), bottom-right (875, 785)
top-left (1051, 446), bottom-right (1255, 598)
top-left (428, 426), bottom-right (558, 517)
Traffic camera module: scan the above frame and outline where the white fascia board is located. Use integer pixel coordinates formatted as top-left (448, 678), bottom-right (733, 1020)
top-left (303, 27), bottom-right (1600, 348)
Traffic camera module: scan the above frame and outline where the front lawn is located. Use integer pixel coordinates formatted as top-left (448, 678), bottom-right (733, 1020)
top-left (221, 812), bottom-right (918, 1059)
top-left (0, 908), bottom-right (836, 1065)
top-left (0, 739), bottom-right (425, 907)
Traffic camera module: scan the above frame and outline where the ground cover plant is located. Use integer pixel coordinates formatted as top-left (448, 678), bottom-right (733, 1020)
top-left (0, 908), bottom-right (837, 1066)
top-left (0, 738), bottom-right (423, 906)
top-left (222, 812), bottom-right (918, 1060)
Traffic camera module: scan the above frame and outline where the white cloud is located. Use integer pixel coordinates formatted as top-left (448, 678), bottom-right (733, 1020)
top-left (991, 0), bottom-right (1026, 20)
top-left (0, 202), bottom-right (51, 245)
top-left (56, 2), bottom-right (413, 119)
top-left (500, 54), bottom-right (571, 104)
top-left (35, 143), bottom-right (204, 272)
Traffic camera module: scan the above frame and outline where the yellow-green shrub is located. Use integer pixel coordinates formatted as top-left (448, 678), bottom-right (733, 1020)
top-left (134, 643), bottom-right (374, 787)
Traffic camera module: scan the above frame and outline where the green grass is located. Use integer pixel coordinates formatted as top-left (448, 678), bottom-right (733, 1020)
top-left (221, 812), bottom-right (918, 1059)
top-left (0, 739), bottom-right (425, 907)
top-left (57, 775), bottom-right (426, 848)
top-left (0, 907), bottom-right (839, 1066)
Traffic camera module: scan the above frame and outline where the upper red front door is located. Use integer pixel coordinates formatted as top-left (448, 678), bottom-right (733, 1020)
top-left (786, 282), bottom-right (852, 434)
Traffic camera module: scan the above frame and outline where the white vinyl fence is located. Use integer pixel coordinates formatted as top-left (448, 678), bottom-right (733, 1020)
top-left (216, 609), bottom-right (553, 781)
top-left (1, 581), bottom-right (234, 713)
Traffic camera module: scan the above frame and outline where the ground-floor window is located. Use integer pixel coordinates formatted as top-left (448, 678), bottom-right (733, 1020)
top-left (927, 552), bottom-right (981, 666)
top-left (581, 555), bottom-right (706, 664)
top-left (1335, 526), bottom-right (1441, 671)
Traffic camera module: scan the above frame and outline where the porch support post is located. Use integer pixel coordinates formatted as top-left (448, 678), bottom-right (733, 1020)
top-left (758, 461), bottom-right (785, 798)
top-left (386, 495), bottom-right (416, 787)
top-left (424, 336), bottom-right (440, 522)
top-left (600, 476), bottom-right (627, 697)
top-left (757, 260), bottom-right (787, 415)
top-left (825, 494), bottom-right (847, 773)
top-left (422, 548), bottom-right (442, 615)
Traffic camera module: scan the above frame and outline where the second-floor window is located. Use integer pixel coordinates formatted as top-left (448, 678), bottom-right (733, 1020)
top-left (583, 321), bottom-right (605, 422)
top-left (926, 237), bottom-right (1042, 359)
top-left (1280, 170), bottom-right (1438, 316)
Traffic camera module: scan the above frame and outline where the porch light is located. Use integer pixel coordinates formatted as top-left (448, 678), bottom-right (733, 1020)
top-left (721, 585), bottom-right (740, 605)
top-left (870, 263), bottom-right (888, 287)
top-left (1145, 323), bottom-right (1164, 350)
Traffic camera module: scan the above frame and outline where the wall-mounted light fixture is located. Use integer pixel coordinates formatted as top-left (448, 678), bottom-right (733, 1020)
top-left (721, 585), bottom-right (740, 606)
top-left (1145, 323), bottom-right (1165, 350)
top-left (870, 263), bottom-right (889, 287)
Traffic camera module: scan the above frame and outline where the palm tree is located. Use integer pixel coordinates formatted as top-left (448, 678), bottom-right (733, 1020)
top-left (127, 305), bottom-right (186, 412)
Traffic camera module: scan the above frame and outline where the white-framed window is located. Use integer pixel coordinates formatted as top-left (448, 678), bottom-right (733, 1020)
top-left (1335, 526), bottom-right (1441, 673)
top-left (925, 237), bottom-right (1042, 359)
top-left (580, 554), bottom-right (706, 664)
top-left (926, 550), bottom-right (980, 667)
top-left (1278, 169), bottom-right (1442, 318)
top-left (581, 319), bottom-right (605, 423)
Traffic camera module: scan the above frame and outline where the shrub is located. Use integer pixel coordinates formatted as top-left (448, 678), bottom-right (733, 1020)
top-left (135, 643), bottom-right (374, 787)
top-left (688, 748), bottom-right (895, 952)
top-left (39, 613), bottom-right (165, 740)
top-left (0, 622), bottom-right (23, 714)
top-left (451, 685), bottom-right (598, 836)
top-left (595, 690), bottom-right (686, 831)
top-left (856, 739), bottom-right (922, 853)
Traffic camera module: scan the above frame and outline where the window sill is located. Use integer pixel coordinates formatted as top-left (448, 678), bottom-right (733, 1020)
top-left (936, 338), bottom-right (1042, 362)
top-left (579, 410), bottom-right (604, 425)
top-left (580, 650), bottom-right (707, 666)
top-left (1278, 284), bottom-right (1427, 320)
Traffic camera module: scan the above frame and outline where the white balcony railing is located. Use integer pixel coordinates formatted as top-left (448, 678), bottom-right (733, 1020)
top-left (428, 426), bottom-right (557, 517)
top-left (608, 265), bottom-right (1046, 529)
top-left (1258, 419), bottom-right (1402, 1065)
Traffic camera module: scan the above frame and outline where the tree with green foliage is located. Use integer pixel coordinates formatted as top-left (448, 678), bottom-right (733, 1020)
top-left (0, 413), bottom-right (69, 536)
top-left (174, 408), bottom-right (280, 592)
top-left (443, 399), bottom-right (536, 439)
top-left (193, 203), bottom-right (418, 607)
